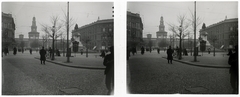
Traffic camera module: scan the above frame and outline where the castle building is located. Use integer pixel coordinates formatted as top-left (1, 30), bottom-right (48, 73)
top-left (156, 16), bottom-right (168, 48)
top-left (156, 16), bottom-right (167, 39)
top-left (28, 17), bottom-right (40, 47)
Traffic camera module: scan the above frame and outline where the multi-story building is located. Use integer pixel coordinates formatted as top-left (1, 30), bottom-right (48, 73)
top-left (127, 11), bottom-right (144, 49)
top-left (72, 19), bottom-right (114, 51)
top-left (199, 18), bottom-right (238, 49)
top-left (2, 12), bottom-right (16, 49)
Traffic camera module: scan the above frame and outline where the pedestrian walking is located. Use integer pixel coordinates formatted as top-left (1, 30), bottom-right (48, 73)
top-left (157, 48), bottom-right (160, 54)
top-left (131, 47), bottom-right (135, 55)
top-left (13, 47), bottom-right (17, 55)
top-left (227, 49), bottom-right (233, 56)
top-left (141, 46), bottom-right (145, 55)
top-left (100, 50), bottom-right (105, 58)
top-left (103, 46), bottom-right (114, 95)
top-left (228, 45), bottom-right (238, 94)
top-left (39, 46), bottom-right (47, 64)
top-left (176, 46), bottom-right (179, 58)
top-left (49, 47), bottom-right (52, 58)
top-left (22, 48), bottom-right (24, 53)
top-left (167, 46), bottom-right (174, 64)
top-left (127, 46), bottom-right (130, 60)
top-left (29, 48), bottom-right (32, 54)
top-left (208, 48), bottom-right (211, 54)
top-left (4, 47), bottom-right (8, 56)
top-left (80, 49), bottom-right (83, 55)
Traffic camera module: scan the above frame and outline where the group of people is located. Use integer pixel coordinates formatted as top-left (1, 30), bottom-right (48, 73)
top-left (166, 45), bottom-right (238, 93)
top-left (38, 45), bottom-right (240, 94)
top-left (38, 46), bottom-right (115, 94)
top-left (38, 47), bottom-right (62, 64)
top-left (2, 47), bottom-right (30, 56)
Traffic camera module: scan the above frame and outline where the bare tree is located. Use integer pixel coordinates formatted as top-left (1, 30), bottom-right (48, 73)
top-left (61, 8), bottom-right (76, 38)
top-left (168, 14), bottom-right (190, 60)
top-left (188, 8), bottom-right (203, 34)
top-left (208, 34), bottom-right (218, 56)
top-left (81, 36), bottom-right (91, 57)
top-left (41, 15), bottom-right (63, 60)
top-left (41, 34), bottom-right (49, 48)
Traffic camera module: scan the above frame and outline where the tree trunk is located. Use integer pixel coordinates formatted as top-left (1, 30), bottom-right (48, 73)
top-left (52, 37), bottom-right (55, 60)
top-left (179, 37), bottom-right (182, 60)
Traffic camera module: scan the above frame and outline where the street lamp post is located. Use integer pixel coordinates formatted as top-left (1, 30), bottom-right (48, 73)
top-left (193, 1), bottom-right (197, 62)
top-left (66, 2), bottom-right (70, 62)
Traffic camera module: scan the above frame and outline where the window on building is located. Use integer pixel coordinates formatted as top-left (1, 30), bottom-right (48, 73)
top-left (230, 27), bottom-right (233, 31)
top-left (103, 28), bottom-right (105, 32)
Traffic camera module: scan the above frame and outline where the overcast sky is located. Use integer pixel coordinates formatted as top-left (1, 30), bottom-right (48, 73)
top-left (127, 1), bottom-right (238, 38)
top-left (2, 2), bottom-right (113, 39)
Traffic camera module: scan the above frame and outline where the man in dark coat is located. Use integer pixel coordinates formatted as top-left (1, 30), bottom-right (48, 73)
top-left (208, 48), bottom-right (211, 54)
top-left (39, 46), bottom-right (47, 64)
top-left (29, 48), bottom-right (32, 54)
top-left (157, 48), bottom-right (160, 54)
top-left (49, 47), bottom-right (52, 58)
top-left (228, 45), bottom-right (238, 94)
top-left (100, 50), bottom-right (105, 58)
top-left (141, 46), bottom-right (145, 55)
top-left (13, 47), bottom-right (17, 55)
top-left (4, 47), bottom-right (8, 56)
top-left (167, 46), bottom-right (174, 64)
top-left (103, 46), bottom-right (114, 94)
top-left (127, 46), bottom-right (130, 60)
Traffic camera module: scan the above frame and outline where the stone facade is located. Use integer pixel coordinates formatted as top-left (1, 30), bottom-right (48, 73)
top-left (2, 12), bottom-right (16, 49)
top-left (72, 19), bottom-right (114, 51)
top-left (199, 18), bottom-right (238, 49)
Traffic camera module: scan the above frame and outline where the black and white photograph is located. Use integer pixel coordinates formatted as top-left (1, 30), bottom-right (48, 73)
top-left (127, 1), bottom-right (238, 94)
top-left (1, 1), bottom-right (239, 96)
top-left (2, 2), bottom-right (114, 95)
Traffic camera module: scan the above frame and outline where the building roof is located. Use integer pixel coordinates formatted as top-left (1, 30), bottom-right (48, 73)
top-left (15, 38), bottom-right (29, 42)
top-left (28, 31), bottom-right (39, 34)
top-left (200, 18), bottom-right (238, 32)
top-left (127, 11), bottom-right (144, 30)
top-left (2, 12), bottom-right (16, 30)
top-left (76, 19), bottom-right (113, 31)
top-left (2, 12), bottom-right (12, 18)
top-left (127, 11), bottom-right (140, 17)
top-left (156, 31), bottom-right (167, 33)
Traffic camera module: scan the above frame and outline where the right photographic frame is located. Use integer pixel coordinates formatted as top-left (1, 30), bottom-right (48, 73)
top-left (127, 1), bottom-right (238, 94)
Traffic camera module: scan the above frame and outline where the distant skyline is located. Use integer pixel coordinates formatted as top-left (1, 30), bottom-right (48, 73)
top-left (127, 1), bottom-right (238, 38)
top-left (2, 2), bottom-right (113, 39)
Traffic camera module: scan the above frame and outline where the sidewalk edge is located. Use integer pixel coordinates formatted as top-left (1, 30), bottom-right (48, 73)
top-left (162, 57), bottom-right (230, 69)
top-left (34, 57), bottom-right (105, 70)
